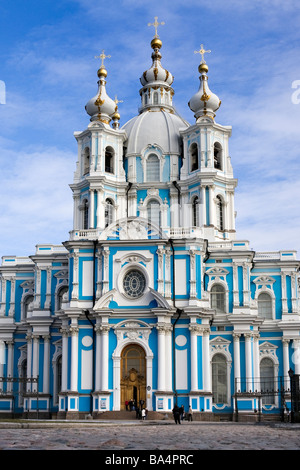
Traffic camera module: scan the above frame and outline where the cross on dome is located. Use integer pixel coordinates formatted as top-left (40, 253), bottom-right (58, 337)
top-left (194, 44), bottom-right (211, 63)
top-left (148, 16), bottom-right (165, 38)
top-left (95, 49), bottom-right (111, 68)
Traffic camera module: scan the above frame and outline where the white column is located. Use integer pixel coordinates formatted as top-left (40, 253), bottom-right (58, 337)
top-left (189, 325), bottom-right (199, 391)
top-left (208, 185), bottom-right (214, 226)
top-left (70, 325), bottom-right (79, 392)
top-left (253, 333), bottom-right (260, 392)
top-left (43, 335), bottom-right (50, 394)
top-left (165, 326), bottom-right (173, 392)
top-left (89, 189), bottom-right (95, 229)
top-left (293, 339), bottom-right (300, 375)
top-left (201, 186), bottom-right (206, 226)
top-left (245, 333), bottom-right (253, 392)
top-left (282, 338), bottom-right (290, 385)
top-left (95, 325), bottom-right (102, 391)
top-left (233, 333), bottom-right (241, 390)
top-left (32, 335), bottom-right (39, 392)
top-left (156, 326), bottom-right (166, 391)
top-left (101, 325), bottom-right (110, 391)
top-left (8, 278), bottom-right (15, 317)
top-left (203, 329), bottom-right (211, 391)
top-left (61, 327), bottom-right (68, 392)
top-left (26, 333), bottom-right (32, 392)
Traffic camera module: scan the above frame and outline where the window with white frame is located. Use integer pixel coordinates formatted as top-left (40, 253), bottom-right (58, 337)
top-left (192, 196), bottom-right (199, 226)
top-left (190, 143), bottom-right (199, 172)
top-left (83, 199), bottom-right (89, 230)
top-left (105, 198), bottom-right (114, 227)
top-left (83, 147), bottom-right (90, 175)
top-left (146, 154), bottom-right (160, 181)
top-left (147, 199), bottom-right (161, 227)
top-left (260, 357), bottom-right (275, 405)
top-left (105, 146), bottom-right (114, 174)
top-left (258, 292), bottom-right (272, 319)
top-left (211, 283), bottom-right (226, 313)
top-left (212, 353), bottom-right (227, 403)
top-left (213, 142), bottom-right (222, 170)
top-left (216, 196), bottom-right (224, 231)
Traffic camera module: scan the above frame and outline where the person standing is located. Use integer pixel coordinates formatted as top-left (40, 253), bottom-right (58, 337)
top-left (172, 405), bottom-right (181, 424)
top-left (187, 406), bottom-right (193, 421)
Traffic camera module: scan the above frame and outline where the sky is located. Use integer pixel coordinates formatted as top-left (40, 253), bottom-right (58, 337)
top-left (0, 0), bottom-right (300, 258)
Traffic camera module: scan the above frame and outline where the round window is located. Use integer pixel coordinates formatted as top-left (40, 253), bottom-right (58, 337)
top-left (123, 270), bottom-right (146, 299)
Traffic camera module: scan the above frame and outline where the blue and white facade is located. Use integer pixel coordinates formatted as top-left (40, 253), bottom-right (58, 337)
top-left (0, 33), bottom-right (299, 420)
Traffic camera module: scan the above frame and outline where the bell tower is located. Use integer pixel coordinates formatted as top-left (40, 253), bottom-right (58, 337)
top-left (70, 51), bottom-right (127, 237)
top-left (179, 46), bottom-right (237, 242)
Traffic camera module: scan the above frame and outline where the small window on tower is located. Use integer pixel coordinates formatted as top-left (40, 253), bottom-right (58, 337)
top-left (83, 147), bottom-right (90, 175)
top-left (105, 198), bottom-right (114, 227)
top-left (192, 196), bottom-right (199, 227)
top-left (216, 196), bottom-right (224, 231)
top-left (105, 146), bottom-right (114, 174)
top-left (83, 199), bottom-right (89, 229)
top-left (153, 92), bottom-right (158, 104)
top-left (214, 142), bottom-right (222, 170)
top-left (190, 143), bottom-right (199, 172)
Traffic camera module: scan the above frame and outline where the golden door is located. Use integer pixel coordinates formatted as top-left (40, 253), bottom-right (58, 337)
top-left (120, 344), bottom-right (146, 410)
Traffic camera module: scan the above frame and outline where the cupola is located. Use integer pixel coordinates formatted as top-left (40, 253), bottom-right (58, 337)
top-left (188, 45), bottom-right (221, 121)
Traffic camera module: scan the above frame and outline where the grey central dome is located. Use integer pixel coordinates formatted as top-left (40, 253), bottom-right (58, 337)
top-left (122, 109), bottom-right (188, 155)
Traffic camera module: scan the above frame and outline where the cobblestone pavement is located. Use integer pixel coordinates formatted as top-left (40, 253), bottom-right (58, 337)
top-left (0, 420), bottom-right (299, 451)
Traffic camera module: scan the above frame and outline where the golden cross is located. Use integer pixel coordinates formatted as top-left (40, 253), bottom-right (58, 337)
top-left (114, 95), bottom-right (123, 106)
top-left (148, 16), bottom-right (165, 38)
top-left (95, 49), bottom-right (111, 67)
top-left (194, 44), bottom-right (211, 63)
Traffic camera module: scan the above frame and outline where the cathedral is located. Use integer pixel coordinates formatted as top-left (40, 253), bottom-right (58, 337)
top-left (0, 20), bottom-right (299, 421)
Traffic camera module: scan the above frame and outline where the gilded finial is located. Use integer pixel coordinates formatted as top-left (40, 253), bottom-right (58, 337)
top-left (95, 49), bottom-right (111, 76)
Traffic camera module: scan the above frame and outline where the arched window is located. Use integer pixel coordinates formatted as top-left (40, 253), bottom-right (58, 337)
top-left (147, 199), bottom-right (161, 227)
top-left (211, 284), bottom-right (226, 313)
top-left (192, 196), bottom-right (199, 227)
top-left (146, 154), bottom-right (160, 181)
top-left (260, 358), bottom-right (275, 405)
top-left (212, 354), bottom-right (227, 404)
top-left (190, 143), bottom-right (199, 172)
top-left (83, 199), bottom-right (89, 230)
top-left (214, 142), bottom-right (222, 170)
top-left (57, 286), bottom-right (68, 312)
top-left (216, 196), bottom-right (224, 231)
top-left (105, 198), bottom-right (114, 227)
top-left (24, 295), bottom-right (34, 320)
top-left (83, 147), bottom-right (90, 175)
top-left (258, 292), bottom-right (272, 319)
top-left (153, 92), bottom-right (158, 104)
top-left (105, 146), bottom-right (114, 174)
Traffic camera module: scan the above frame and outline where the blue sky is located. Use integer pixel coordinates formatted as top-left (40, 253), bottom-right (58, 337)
top-left (0, 0), bottom-right (300, 257)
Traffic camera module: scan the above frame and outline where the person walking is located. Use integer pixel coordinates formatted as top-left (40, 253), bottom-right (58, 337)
top-left (187, 406), bottom-right (193, 422)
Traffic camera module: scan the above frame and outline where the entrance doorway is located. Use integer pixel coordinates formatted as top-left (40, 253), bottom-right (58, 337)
top-left (121, 344), bottom-right (146, 410)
